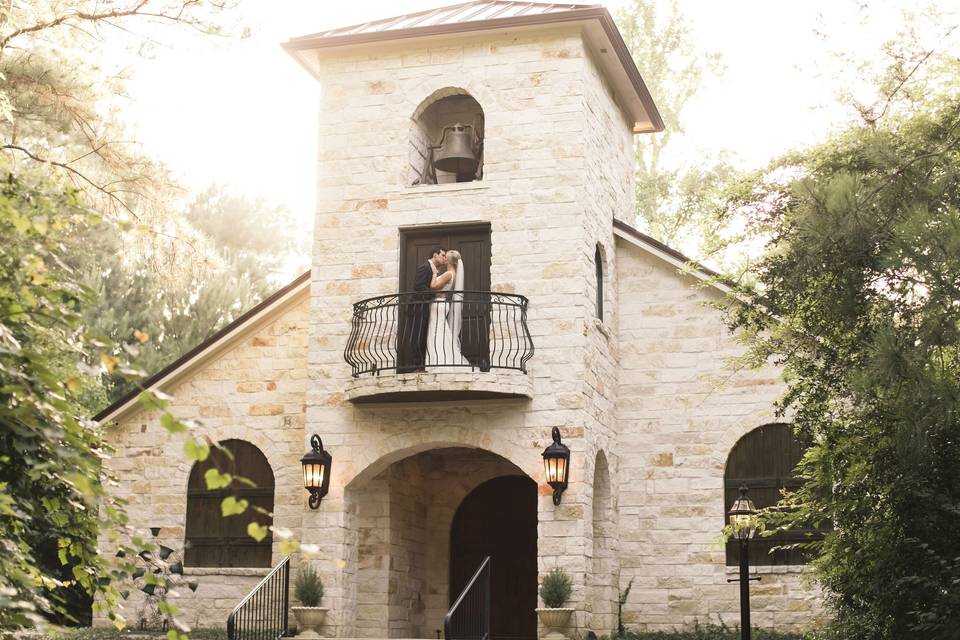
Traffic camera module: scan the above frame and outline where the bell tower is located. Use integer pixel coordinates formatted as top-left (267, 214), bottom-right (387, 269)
top-left (285, 2), bottom-right (662, 637)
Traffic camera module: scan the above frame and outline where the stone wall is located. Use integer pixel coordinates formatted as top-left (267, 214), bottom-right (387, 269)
top-left (97, 297), bottom-right (311, 626)
top-left (614, 240), bottom-right (824, 631)
top-left (303, 27), bottom-right (615, 637)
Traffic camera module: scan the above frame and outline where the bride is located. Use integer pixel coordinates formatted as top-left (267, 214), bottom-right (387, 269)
top-left (426, 250), bottom-right (470, 369)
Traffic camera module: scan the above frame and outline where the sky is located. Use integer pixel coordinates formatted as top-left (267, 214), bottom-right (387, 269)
top-left (120, 0), bottom-right (942, 233)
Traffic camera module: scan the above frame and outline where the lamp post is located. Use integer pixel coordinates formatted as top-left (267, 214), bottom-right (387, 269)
top-left (727, 485), bottom-right (760, 640)
top-left (541, 427), bottom-right (570, 505)
top-left (301, 434), bottom-right (332, 509)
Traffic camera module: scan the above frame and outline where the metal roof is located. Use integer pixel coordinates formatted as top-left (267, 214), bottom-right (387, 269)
top-left (283, 1), bottom-right (664, 133)
top-left (293, 1), bottom-right (600, 41)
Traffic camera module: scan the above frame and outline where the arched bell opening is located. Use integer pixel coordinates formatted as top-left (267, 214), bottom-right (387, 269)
top-left (408, 88), bottom-right (485, 186)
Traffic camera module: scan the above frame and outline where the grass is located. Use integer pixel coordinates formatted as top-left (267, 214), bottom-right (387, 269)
top-left (34, 627), bottom-right (228, 640)
top-left (612, 624), bottom-right (809, 640)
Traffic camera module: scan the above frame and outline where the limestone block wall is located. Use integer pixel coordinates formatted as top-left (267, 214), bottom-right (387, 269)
top-left (614, 241), bottom-right (824, 631)
top-left (575, 39), bottom-right (635, 634)
top-left (97, 298), bottom-right (310, 626)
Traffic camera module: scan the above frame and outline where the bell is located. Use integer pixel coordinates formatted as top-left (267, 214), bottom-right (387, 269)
top-left (433, 123), bottom-right (477, 176)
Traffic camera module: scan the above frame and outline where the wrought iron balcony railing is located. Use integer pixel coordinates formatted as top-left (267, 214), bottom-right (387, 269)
top-left (344, 291), bottom-right (534, 377)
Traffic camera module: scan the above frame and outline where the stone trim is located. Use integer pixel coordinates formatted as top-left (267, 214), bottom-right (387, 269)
top-left (345, 369), bottom-right (533, 402)
top-left (723, 564), bottom-right (813, 575)
top-left (398, 181), bottom-right (489, 196)
top-left (184, 567), bottom-right (272, 577)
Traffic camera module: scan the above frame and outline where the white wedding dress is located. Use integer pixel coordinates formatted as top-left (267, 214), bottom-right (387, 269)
top-left (425, 262), bottom-right (471, 370)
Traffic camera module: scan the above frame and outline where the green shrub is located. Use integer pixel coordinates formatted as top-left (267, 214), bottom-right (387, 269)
top-left (294, 564), bottom-right (324, 607)
top-left (610, 622), bottom-right (808, 640)
top-left (538, 568), bottom-right (572, 608)
top-left (39, 627), bottom-right (228, 640)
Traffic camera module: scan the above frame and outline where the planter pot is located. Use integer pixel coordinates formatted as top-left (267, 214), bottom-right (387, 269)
top-left (535, 608), bottom-right (574, 640)
top-left (291, 606), bottom-right (328, 638)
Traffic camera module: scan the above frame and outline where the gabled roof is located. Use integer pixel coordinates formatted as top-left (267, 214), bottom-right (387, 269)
top-left (283, 1), bottom-right (664, 134)
top-left (613, 218), bottom-right (733, 293)
top-left (93, 270), bottom-right (311, 425)
top-left (297, 1), bottom-right (598, 39)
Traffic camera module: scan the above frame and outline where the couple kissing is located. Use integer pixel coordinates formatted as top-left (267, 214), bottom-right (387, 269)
top-left (405, 246), bottom-right (469, 372)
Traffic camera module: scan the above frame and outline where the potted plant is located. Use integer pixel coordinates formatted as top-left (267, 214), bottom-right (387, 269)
top-left (291, 564), bottom-right (327, 638)
top-left (535, 568), bottom-right (574, 640)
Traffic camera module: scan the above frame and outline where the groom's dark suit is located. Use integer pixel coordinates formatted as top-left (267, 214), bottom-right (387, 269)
top-left (398, 260), bottom-right (433, 372)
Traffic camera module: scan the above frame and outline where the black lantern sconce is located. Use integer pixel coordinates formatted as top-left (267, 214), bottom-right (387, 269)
top-left (301, 434), bottom-right (332, 509)
top-left (542, 427), bottom-right (571, 505)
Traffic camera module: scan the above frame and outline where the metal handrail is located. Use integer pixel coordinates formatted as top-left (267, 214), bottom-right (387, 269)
top-left (344, 291), bottom-right (534, 377)
top-left (227, 556), bottom-right (290, 640)
top-left (444, 556), bottom-right (491, 640)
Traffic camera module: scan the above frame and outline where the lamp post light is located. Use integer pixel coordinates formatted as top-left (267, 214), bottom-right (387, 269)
top-left (301, 434), bottom-right (332, 509)
top-left (542, 427), bottom-right (570, 505)
top-left (727, 485), bottom-right (761, 640)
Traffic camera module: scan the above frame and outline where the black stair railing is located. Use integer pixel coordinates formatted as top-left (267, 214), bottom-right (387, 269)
top-left (227, 556), bottom-right (290, 640)
top-left (444, 556), bottom-right (491, 640)
top-left (344, 291), bottom-right (534, 377)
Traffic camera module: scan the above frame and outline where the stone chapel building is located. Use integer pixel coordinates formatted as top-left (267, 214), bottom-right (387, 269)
top-left (96, 2), bottom-right (824, 636)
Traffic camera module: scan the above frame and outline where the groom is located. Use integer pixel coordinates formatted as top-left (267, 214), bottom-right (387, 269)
top-left (400, 246), bottom-right (446, 373)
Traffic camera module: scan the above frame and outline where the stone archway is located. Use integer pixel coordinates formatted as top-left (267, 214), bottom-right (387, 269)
top-left (450, 475), bottom-right (538, 640)
top-left (590, 451), bottom-right (618, 635)
top-left (343, 446), bottom-right (534, 639)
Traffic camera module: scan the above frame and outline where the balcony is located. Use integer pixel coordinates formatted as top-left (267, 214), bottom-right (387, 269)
top-left (344, 291), bottom-right (534, 403)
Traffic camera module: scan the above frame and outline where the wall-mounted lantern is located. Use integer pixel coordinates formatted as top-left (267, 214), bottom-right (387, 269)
top-left (542, 427), bottom-right (570, 505)
top-left (301, 434), bottom-right (332, 510)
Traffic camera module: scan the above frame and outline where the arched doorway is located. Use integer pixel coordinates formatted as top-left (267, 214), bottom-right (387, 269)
top-left (450, 475), bottom-right (537, 640)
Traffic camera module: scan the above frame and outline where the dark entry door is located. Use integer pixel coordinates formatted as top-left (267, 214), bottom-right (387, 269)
top-left (450, 475), bottom-right (537, 640)
top-left (399, 224), bottom-right (492, 368)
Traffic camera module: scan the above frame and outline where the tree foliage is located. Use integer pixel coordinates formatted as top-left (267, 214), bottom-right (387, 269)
top-left (0, 163), bottom-right (127, 630)
top-left (724, 93), bottom-right (960, 638)
top-left (76, 186), bottom-right (308, 403)
top-left (616, 0), bottom-right (735, 258)
top-left (0, 0), bottom-right (243, 218)
top-left (0, 2), bottom-right (302, 634)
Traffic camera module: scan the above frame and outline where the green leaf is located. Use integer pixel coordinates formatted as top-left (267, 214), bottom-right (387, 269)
top-left (221, 496), bottom-right (249, 517)
top-left (184, 438), bottom-right (210, 462)
top-left (279, 539), bottom-right (300, 555)
top-left (138, 390), bottom-right (169, 412)
top-left (160, 413), bottom-right (187, 434)
top-left (247, 522), bottom-right (269, 542)
top-left (32, 215), bottom-right (48, 235)
top-left (204, 468), bottom-right (232, 490)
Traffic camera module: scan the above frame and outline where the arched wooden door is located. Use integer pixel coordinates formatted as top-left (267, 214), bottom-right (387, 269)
top-left (450, 475), bottom-right (537, 640)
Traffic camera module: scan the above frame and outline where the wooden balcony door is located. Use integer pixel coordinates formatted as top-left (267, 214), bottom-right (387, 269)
top-left (399, 223), bottom-right (492, 369)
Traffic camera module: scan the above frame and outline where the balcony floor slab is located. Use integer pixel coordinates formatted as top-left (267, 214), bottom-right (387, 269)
top-left (345, 369), bottom-right (533, 404)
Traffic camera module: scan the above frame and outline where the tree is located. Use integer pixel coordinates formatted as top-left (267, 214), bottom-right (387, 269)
top-left (616, 0), bottom-right (734, 258)
top-left (0, 2), bottom-right (286, 634)
top-left (0, 0), bottom-right (243, 218)
top-left (723, 93), bottom-right (960, 638)
top-left (0, 162), bottom-right (130, 630)
top-left (75, 185), bottom-right (309, 404)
